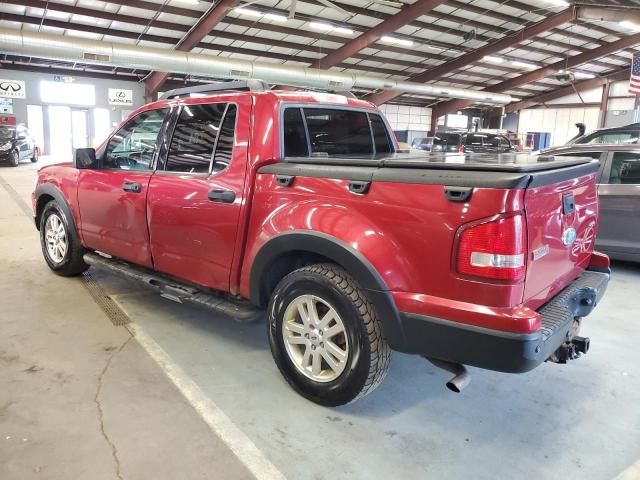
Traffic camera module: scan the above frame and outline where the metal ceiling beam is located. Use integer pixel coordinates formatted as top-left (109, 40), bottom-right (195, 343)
top-left (504, 68), bottom-right (629, 113)
top-left (144, 0), bottom-right (242, 99)
top-left (365, 8), bottom-right (576, 105)
top-left (433, 32), bottom-right (640, 118)
top-left (309, 0), bottom-right (445, 69)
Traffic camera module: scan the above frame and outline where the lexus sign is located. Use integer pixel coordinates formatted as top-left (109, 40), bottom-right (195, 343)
top-left (0, 80), bottom-right (26, 99)
top-left (108, 88), bottom-right (133, 106)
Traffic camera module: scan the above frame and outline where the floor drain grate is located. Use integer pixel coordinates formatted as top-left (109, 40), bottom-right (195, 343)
top-left (82, 271), bottom-right (131, 326)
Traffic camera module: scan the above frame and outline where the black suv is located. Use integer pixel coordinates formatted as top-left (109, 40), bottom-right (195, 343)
top-left (460, 132), bottom-right (515, 154)
top-left (0, 124), bottom-right (38, 167)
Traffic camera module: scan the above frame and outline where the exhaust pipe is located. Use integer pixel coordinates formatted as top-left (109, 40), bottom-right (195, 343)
top-left (425, 358), bottom-right (471, 393)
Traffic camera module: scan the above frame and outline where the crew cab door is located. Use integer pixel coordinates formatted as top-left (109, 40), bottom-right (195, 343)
top-left (77, 108), bottom-right (169, 267)
top-left (597, 151), bottom-right (640, 257)
top-left (147, 99), bottom-right (247, 292)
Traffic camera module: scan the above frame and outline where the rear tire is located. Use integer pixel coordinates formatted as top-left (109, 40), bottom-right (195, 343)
top-left (267, 263), bottom-right (391, 406)
top-left (9, 150), bottom-right (19, 167)
top-left (39, 200), bottom-right (89, 276)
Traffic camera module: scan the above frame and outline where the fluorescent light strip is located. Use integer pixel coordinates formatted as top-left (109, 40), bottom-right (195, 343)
top-left (512, 60), bottom-right (538, 69)
top-left (620, 21), bottom-right (640, 32)
top-left (483, 55), bottom-right (504, 63)
top-left (309, 22), bottom-right (353, 35)
top-left (234, 7), bottom-right (288, 22)
top-left (381, 35), bottom-right (413, 47)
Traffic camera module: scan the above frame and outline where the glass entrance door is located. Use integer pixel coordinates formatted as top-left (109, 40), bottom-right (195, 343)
top-left (71, 109), bottom-right (89, 149)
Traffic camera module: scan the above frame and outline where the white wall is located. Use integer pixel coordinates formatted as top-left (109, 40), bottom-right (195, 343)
top-left (518, 107), bottom-right (601, 147)
top-left (378, 104), bottom-right (432, 132)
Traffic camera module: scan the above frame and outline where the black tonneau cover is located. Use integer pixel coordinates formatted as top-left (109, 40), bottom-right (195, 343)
top-left (259, 153), bottom-right (600, 189)
top-left (284, 152), bottom-right (593, 173)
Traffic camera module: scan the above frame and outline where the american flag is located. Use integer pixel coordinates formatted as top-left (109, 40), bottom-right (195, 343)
top-left (630, 53), bottom-right (640, 95)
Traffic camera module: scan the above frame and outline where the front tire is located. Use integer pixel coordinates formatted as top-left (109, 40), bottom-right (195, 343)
top-left (31, 149), bottom-right (38, 163)
top-left (9, 150), bottom-right (19, 167)
top-left (268, 264), bottom-right (391, 406)
top-left (39, 200), bottom-right (89, 276)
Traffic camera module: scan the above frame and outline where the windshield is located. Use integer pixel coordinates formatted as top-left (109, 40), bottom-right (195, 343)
top-left (0, 127), bottom-right (15, 142)
top-left (433, 133), bottom-right (460, 147)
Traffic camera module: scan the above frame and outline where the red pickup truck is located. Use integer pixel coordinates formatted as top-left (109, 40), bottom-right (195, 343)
top-left (33, 82), bottom-right (610, 406)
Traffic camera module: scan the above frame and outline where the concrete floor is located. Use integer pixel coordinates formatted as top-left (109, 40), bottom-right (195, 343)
top-left (1, 157), bottom-right (640, 480)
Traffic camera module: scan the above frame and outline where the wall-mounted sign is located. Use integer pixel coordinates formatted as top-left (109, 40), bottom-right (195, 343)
top-left (0, 98), bottom-right (13, 114)
top-left (0, 116), bottom-right (17, 126)
top-left (108, 88), bottom-right (133, 106)
top-left (53, 75), bottom-right (75, 83)
top-left (0, 79), bottom-right (26, 99)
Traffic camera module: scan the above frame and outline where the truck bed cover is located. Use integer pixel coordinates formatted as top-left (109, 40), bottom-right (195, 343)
top-left (260, 154), bottom-right (600, 189)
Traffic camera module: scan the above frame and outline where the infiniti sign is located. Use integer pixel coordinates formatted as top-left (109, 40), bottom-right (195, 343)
top-left (0, 79), bottom-right (26, 99)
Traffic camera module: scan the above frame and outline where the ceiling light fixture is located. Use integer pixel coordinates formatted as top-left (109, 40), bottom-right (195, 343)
top-left (308, 22), bottom-right (353, 35)
top-left (264, 13), bottom-right (288, 22)
top-left (620, 20), bottom-right (640, 32)
top-left (484, 55), bottom-right (504, 63)
top-left (573, 71), bottom-right (596, 79)
top-left (234, 7), bottom-right (262, 17)
top-left (512, 60), bottom-right (538, 69)
top-left (381, 36), bottom-right (413, 47)
top-left (543, 0), bottom-right (569, 6)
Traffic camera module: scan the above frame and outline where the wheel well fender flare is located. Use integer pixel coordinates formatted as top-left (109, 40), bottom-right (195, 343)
top-left (249, 231), bottom-right (405, 348)
top-left (34, 184), bottom-right (78, 237)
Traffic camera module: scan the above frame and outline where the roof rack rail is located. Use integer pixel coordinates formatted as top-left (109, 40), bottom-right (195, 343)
top-left (161, 80), bottom-right (268, 99)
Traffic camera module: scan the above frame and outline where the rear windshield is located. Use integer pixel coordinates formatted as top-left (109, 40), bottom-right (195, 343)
top-left (465, 134), bottom-right (507, 146)
top-left (283, 107), bottom-right (393, 157)
top-left (433, 133), bottom-right (460, 146)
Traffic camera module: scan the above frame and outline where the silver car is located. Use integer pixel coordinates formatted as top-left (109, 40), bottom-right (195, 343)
top-left (544, 144), bottom-right (640, 262)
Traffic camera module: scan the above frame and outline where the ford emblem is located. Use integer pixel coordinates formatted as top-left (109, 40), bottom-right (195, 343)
top-left (562, 227), bottom-right (577, 246)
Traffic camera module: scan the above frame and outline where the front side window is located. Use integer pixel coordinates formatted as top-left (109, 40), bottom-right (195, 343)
top-left (609, 153), bottom-right (640, 184)
top-left (283, 107), bottom-right (394, 157)
top-left (104, 109), bottom-right (167, 171)
top-left (166, 103), bottom-right (227, 174)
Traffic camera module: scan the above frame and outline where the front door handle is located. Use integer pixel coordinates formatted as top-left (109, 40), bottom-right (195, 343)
top-left (208, 189), bottom-right (236, 203)
top-left (122, 181), bottom-right (142, 193)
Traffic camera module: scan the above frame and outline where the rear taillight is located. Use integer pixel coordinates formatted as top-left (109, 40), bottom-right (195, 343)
top-left (458, 145), bottom-right (465, 153)
top-left (456, 214), bottom-right (527, 281)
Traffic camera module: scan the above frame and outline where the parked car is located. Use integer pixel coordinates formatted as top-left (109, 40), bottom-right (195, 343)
top-left (0, 124), bottom-right (38, 166)
top-left (411, 137), bottom-right (435, 151)
top-left (544, 143), bottom-right (640, 262)
top-left (411, 133), bottom-right (463, 152)
top-left (460, 132), bottom-right (516, 153)
top-left (567, 122), bottom-right (640, 145)
top-left (32, 82), bottom-right (609, 406)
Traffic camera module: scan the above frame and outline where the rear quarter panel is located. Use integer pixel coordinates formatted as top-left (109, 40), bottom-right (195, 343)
top-left (240, 172), bottom-right (527, 311)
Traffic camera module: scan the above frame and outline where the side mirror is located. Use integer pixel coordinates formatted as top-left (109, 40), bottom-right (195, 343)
top-left (74, 148), bottom-right (98, 169)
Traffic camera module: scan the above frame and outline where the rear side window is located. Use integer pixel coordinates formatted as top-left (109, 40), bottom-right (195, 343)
top-left (283, 107), bottom-right (393, 157)
top-left (609, 153), bottom-right (640, 184)
top-left (212, 105), bottom-right (237, 173)
top-left (370, 114), bottom-right (392, 153)
top-left (583, 132), bottom-right (640, 145)
top-left (166, 103), bottom-right (226, 173)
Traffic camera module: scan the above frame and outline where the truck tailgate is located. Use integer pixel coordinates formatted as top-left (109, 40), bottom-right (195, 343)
top-left (523, 171), bottom-right (599, 308)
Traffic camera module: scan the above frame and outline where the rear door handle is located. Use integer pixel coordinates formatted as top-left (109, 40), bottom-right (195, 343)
top-left (122, 181), bottom-right (142, 193)
top-left (208, 189), bottom-right (236, 203)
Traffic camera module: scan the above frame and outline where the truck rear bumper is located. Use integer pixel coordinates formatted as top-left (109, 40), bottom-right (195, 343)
top-left (395, 270), bottom-right (610, 373)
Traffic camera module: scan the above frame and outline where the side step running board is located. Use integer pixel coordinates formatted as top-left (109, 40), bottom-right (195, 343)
top-left (83, 252), bottom-right (264, 323)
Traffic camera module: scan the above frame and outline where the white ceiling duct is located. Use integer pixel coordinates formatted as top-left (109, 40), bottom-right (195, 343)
top-left (0, 27), bottom-right (513, 105)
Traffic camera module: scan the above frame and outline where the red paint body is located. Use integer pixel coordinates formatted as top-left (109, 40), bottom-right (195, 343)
top-left (33, 90), bottom-right (603, 338)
